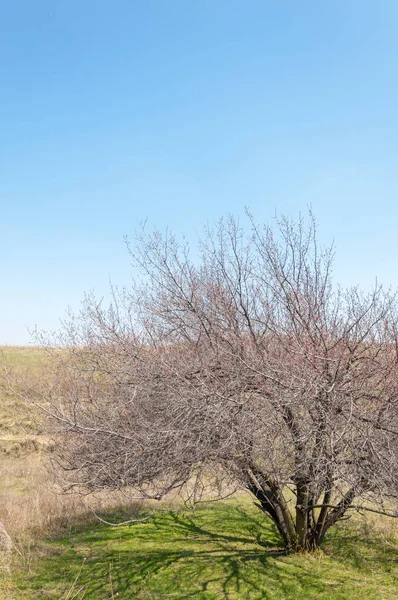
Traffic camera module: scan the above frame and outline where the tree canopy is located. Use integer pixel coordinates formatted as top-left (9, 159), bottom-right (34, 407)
top-left (23, 212), bottom-right (398, 551)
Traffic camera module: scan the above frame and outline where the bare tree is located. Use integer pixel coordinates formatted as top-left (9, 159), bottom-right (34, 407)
top-left (18, 212), bottom-right (398, 551)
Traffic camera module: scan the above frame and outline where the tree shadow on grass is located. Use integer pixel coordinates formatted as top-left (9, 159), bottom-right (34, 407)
top-left (17, 503), bottom-right (398, 600)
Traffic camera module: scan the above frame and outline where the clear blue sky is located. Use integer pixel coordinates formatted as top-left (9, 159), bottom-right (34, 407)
top-left (1, 0), bottom-right (398, 344)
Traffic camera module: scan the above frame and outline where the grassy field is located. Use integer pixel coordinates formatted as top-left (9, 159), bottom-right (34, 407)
top-left (4, 498), bottom-right (398, 599)
top-left (0, 347), bottom-right (397, 599)
top-left (0, 346), bottom-right (47, 438)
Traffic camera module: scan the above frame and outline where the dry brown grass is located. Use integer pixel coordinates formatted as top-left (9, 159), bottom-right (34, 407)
top-left (0, 347), bottom-right (143, 584)
top-left (0, 450), bottom-right (145, 577)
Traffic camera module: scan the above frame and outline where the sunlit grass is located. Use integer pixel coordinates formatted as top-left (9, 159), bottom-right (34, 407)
top-left (6, 497), bottom-right (398, 600)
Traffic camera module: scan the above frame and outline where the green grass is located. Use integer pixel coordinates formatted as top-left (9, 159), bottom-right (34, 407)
top-left (6, 497), bottom-right (398, 600)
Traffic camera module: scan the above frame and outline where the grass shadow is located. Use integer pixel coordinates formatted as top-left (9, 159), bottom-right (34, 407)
top-left (12, 500), bottom-right (398, 600)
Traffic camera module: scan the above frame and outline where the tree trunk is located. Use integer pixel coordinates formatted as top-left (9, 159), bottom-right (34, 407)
top-left (246, 467), bottom-right (297, 550)
top-left (295, 479), bottom-right (310, 550)
top-left (248, 471), bottom-right (359, 553)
